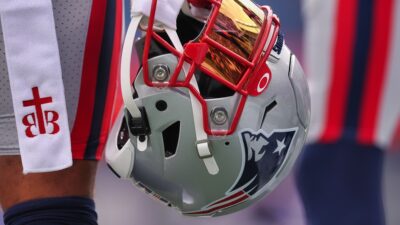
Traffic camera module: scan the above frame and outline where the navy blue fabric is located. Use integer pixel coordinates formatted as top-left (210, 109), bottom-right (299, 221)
top-left (3, 196), bottom-right (97, 225)
top-left (295, 141), bottom-right (385, 225)
top-left (124, 0), bottom-right (131, 31)
top-left (343, 0), bottom-right (374, 140)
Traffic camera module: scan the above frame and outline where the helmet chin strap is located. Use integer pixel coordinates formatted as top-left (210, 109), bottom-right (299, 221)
top-left (164, 28), bottom-right (219, 175)
top-left (121, 15), bottom-right (148, 151)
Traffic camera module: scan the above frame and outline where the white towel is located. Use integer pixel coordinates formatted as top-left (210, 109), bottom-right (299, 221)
top-left (0, 0), bottom-right (72, 173)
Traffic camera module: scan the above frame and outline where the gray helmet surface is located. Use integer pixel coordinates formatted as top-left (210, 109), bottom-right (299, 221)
top-left (106, 0), bottom-right (310, 217)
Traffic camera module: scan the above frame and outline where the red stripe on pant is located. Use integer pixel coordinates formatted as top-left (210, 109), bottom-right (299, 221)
top-left (71, 0), bottom-right (107, 159)
top-left (358, 0), bottom-right (395, 145)
top-left (95, 0), bottom-right (124, 160)
top-left (320, 0), bottom-right (358, 142)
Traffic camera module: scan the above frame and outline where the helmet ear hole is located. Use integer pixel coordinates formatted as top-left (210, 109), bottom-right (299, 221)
top-left (162, 121), bottom-right (180, 158)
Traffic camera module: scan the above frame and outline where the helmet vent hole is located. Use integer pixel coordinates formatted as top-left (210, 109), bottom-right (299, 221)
top-left (156, 100), bottom-right (168, 111)
top-left (162, 121), bottom-right (180, 158)
top-left (260, 100), bottom-right (277, 128)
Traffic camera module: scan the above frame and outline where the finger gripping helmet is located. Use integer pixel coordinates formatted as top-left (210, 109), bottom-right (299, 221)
top-left (106, 0), bottom-right (310, 217)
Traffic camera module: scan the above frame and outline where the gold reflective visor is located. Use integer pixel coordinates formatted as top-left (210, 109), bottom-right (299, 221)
top-left (201, 0), bottom-right (266, 85)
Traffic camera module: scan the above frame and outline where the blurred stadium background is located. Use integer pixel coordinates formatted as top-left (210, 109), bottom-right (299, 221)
top-left (1, 0), bottom-right (399, 224)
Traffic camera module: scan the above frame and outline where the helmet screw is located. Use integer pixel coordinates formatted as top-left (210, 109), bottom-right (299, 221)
top-left (211, 107), bottom-right (228, 125)
top-left (152, 64), bottom-right (170, 82)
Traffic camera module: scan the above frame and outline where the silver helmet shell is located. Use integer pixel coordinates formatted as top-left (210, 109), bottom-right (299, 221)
top-left (106, 0), bottom-right (310, 217)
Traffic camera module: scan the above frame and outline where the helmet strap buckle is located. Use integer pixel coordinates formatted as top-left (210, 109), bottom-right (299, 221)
top-left (196, 141), bottom-right (219, 175)
top-left (126, 107), bottom-right (151, 152)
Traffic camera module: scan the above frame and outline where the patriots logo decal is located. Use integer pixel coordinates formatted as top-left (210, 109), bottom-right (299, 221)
top-left (184, 128), bottom-right (297, 216)
top-left (230, 128), bottom-right (298, 195)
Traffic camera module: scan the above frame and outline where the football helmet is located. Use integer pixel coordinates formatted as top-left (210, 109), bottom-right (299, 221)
top-left (106, 0), bottom-right (310, 217)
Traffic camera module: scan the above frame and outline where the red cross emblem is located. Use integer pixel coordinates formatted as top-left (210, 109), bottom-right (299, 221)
top-left (22, 87), bottom-right (60, 138)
